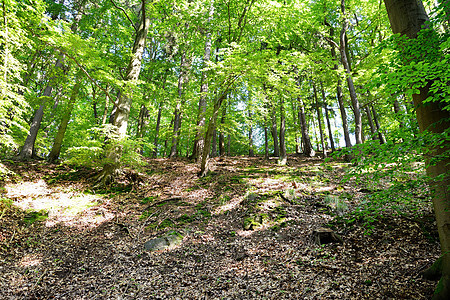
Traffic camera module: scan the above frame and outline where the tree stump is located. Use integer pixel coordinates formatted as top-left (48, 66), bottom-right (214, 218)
top-left (312, 227), bottom-right (343, 245)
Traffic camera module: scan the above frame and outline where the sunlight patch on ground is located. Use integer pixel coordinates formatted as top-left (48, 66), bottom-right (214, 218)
top-left (213, 196), bottom-right (243, 215)
top-left (19, 253), bottom-right (42, 268)
top-left (5, 180), bottom-right (113, 228)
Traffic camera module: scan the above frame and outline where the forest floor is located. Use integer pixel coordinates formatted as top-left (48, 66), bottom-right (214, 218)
top-left (0, 155), bottom-right (440, 299)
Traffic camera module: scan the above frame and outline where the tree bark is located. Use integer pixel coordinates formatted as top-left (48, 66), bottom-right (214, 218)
top-left (298, 95), bottom-right (315, 157)
top-left (313, 83), bottom-right (327, 158)
top-left (270, 103), bottom-right (280, 157)
top-left (340, 0), bottom-right (362, 145)
top-left (321, 82), bottom-right (336, 153)
top-left (17, 54), bottom-right (65, 160)
top-left (365, 106), bottom-right (378, 140)
top-left (219, 105), bottom-right (226, 156)
top-left (191, 3), bottom-right (214, 161)
top-left (371, 105), bottom-right (386, 144)
top-left (326, 20), bottom-right (352, 148)
top-left (384, 1), bottom-right (450, 298)
top-left (95, 0), bottom-right (150, 185)
top-left (47, 72), bottom-right (82, 163)
top-left (279, 97), bottom-right (287, 164)
top-left (170, 52), bottom-right (190, 158)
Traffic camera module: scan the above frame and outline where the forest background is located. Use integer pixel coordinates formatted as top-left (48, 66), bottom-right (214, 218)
top-left (0, 0), bottom-right (449, 298)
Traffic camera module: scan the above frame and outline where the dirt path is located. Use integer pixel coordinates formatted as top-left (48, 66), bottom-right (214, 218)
top-left (0, 156), bottom-right (439, 299)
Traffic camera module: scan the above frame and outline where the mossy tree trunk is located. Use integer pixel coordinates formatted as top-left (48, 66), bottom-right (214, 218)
top-left (384, 1), bottom-right (450, 299)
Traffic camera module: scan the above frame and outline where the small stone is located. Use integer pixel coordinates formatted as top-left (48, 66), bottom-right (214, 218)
top-left (144, 237), bottom-right (168, 251)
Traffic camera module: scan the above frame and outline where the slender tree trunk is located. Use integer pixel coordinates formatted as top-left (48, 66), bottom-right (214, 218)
top-left (200, 87), bottom-right (230, 176)
top-left (17, 54), bottom-right (65, 160)
top-left (371, 105), bottom-right (386, 144)
top-left (219, 104), bottom-right (226, 156)
top-left (313, 83), bottom-right (327, 158)
top-left (170, 52), bottom-right (190, 158)
top-left (292, 101), bottom-right (301, 154)
top-left (248, 109), bottom-right (254, 157)
top-left (47, 73), bottom-right (82, 163)
top-left (153, 101), bottom-right (163, 158)
top-left (326, 20), bottom-right (352, 148)
top-left (211, 128), bottom-right (217, 157)
top-left (191, 3), bottom-right (214, 161)
top-left (340, 0), bottom-right (362, 145)
top-left (95, 0), bottom-right (150, 185)
top-left (279, 97), bottom-right (287, 164)
top-left (298, 95), bottom-right (315, 157)
top-left (384, 1), bottom-right (450, 298)
top-left (365, 106), bottom-right (378, 139)
top-left (321, 82), bottom-right (336, 152)
top-left (264, 118), bottom-right (269, 160)
top-left (393, 99), bottom-right (405, 128)
top-left (270, 103), bottom-right (280, 157)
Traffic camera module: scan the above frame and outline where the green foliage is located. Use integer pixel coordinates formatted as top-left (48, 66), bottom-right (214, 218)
top-left (23, 210), bottom-right (48, 224)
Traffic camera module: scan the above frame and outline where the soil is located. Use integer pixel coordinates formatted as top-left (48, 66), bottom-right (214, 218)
top-left (0, 155), bottom-right (440, 299)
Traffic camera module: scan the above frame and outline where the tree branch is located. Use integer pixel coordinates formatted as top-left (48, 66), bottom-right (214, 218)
top-left (109, 0), bottom-right (138, 32)
top-left (63, 51), bottom-right (114, 101)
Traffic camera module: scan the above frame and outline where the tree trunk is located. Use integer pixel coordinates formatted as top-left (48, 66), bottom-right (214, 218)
top-left (326, 20), bottom-right (352, 148)
top-left (371, 105), bottom-right (386, 144)
top-left (152, 101), bottom-right (163, 158)
top-left (313, 83), bottom-right (327, 158)
top-left (219, 104), bottom-right (226, 156)
top-left (227, 135), bottom-right (231, 156)
top-left (292, 101), bottom-right (301, 154)
top-left (264, 119), bottom-right (269, 160)
top-left (199, 89), bottom-right (229, 176)
top-left (384, 1), bottom-right (450, 298)
top-left (393, 99), bottom-right (405, 128)
top-left (270, 103), bottom-right (280, 157)
top-left (298, 96), bottom-right (315, 157)
top-left (170, 52), bottom-right (190, 158)
top-left (279, 97), bottom-right (287, 164)
top-left (17, 54), bottom-right (65, 160)
top-left (321, 82), bottom-right (336, 153)
top-left (340, 0), bottom-right (362, 145)
top-left (191, 3), bottom-right (214, 161)
top-left (365, 106), bottom-right (378, 140)
top-left (211, 128), bottom-right (217, 157)
top-left (47, 73), bottom-right (82, 163)
top-left (95, 0), bottom-right (150, 186)
top-left (248, 109), bottom-right (254, 157)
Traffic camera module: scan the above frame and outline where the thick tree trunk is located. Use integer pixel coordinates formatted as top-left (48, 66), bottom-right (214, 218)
top-left (340, 0), bottom-right (362, 145)
top-left (48, 73), bottom-right (82, 163)
top-left (384, 1), bottom-right (450, 299)
top-left (95, 0), bottom-right (149, 186)
top-left (279, 97), bottom-right (287, 164)
top-left (313, 83), bottom-right (327, 158)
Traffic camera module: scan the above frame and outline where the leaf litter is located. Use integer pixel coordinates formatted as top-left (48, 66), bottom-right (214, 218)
top-left (0, 156), bottom-right (439, 299)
